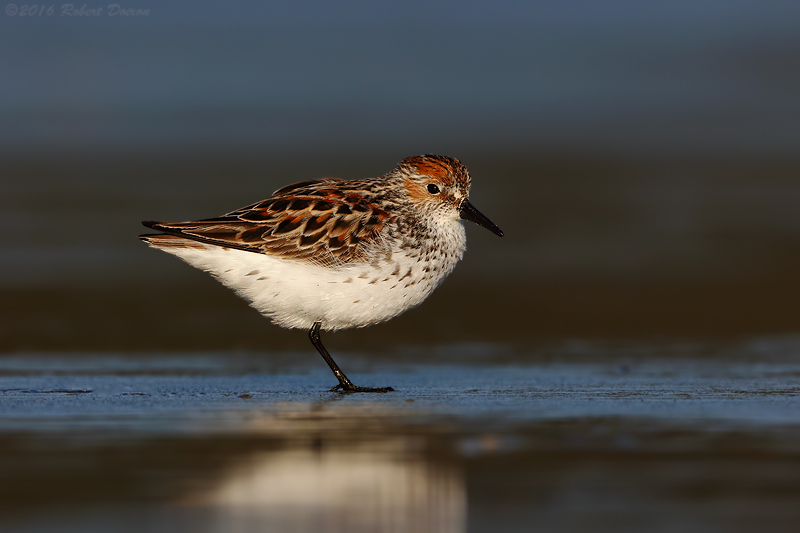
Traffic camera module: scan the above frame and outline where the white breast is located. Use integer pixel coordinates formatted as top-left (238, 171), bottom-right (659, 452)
top-left (152, 221), bottom-right (467, 331)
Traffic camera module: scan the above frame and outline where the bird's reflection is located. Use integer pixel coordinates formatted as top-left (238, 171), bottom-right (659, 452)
top-left (178, 406), bottom-right (466, 533)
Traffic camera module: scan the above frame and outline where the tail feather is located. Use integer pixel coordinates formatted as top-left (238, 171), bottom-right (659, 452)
top-left (139, 233), bottom-right (211, 250)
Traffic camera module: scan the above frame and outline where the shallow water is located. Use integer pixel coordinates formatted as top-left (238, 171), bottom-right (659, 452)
top-left (1, 345), bottom-right (799, 533)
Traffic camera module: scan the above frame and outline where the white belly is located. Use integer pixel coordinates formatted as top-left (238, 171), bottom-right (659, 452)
top-left (155, 238), bottom-right (463, 331)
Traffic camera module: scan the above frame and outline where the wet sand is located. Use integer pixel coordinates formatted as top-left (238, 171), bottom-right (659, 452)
top-left (1, 344), bottom-right (799, 533)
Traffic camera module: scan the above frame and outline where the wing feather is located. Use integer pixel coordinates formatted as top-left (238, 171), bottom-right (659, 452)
top-left (141, 178), bottom-right (394, 266)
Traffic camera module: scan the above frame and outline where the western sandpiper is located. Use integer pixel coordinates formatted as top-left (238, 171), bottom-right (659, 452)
top-left (140, 154), bottom-right (503, 392)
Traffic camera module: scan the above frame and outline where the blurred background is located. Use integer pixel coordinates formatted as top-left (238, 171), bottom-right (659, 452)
top-left (2, 2), bottom-right (800, 531)
top-left (3, 0), bottom-right (800, 353)
top-left (2, 0), bottom-right (800, 351)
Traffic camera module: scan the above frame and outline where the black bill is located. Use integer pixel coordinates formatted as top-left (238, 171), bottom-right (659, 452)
top-left (459, 199), bottom-right (504, 237)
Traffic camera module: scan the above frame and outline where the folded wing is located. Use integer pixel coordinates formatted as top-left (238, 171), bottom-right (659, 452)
top-left (141, 179), bottom-right (391, 266)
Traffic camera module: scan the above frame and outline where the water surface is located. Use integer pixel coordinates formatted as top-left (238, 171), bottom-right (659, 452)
top-left (2, 342), bottom-right (799, 532)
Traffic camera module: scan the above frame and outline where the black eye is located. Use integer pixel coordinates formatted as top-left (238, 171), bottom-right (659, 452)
top-left (427, 184), bottom-right (440, 194)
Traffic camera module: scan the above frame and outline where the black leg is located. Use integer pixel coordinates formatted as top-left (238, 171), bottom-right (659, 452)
top-left (308, 322), bottom-right (394, 393)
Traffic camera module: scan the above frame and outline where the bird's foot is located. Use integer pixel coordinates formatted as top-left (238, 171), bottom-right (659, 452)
top-left (330, 383), bottom-right (394, 394)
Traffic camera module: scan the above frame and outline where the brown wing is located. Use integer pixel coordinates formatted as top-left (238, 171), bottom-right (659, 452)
top-left (142, 179), bottom-right (392, 266)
